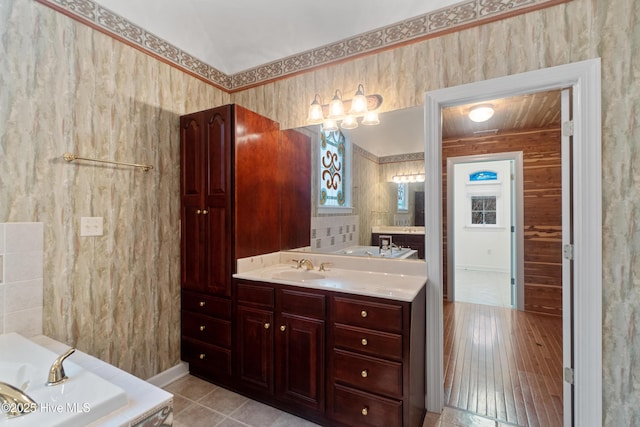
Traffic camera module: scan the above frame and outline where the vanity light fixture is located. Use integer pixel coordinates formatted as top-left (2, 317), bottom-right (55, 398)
top-left (468, 104), bottom-right (495, 122)
top-left (392, 173), bottom-right (425, 183)
top-left (307, 84), bottom-right (383, 131)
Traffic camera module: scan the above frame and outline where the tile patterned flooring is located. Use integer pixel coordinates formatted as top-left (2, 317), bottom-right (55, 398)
top-left (164, 374), bottom-right (514, 427)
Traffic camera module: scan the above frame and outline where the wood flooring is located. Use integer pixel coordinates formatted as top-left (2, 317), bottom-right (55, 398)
top-left (443, 301), bottom-right (563, 427)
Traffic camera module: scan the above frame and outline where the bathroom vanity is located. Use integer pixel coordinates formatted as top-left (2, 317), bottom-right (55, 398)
top-left (229, 252), bottom-right (427, 427)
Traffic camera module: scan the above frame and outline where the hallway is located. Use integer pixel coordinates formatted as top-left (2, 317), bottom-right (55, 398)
top-left (442, 302), bottom-right (563, 426)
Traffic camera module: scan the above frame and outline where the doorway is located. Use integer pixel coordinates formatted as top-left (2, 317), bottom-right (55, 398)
top-left (448, 154), bottom-right (524, 310)
top-left (424, 59), bottom-right (602, 427)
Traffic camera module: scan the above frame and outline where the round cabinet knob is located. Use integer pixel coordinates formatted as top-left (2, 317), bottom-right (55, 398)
top-left (199, 301), bottom-right (206, 307)
top-left (199, 353), bottom-right (205, 360)
top-left (361, 407), bottom-right (369, 416)
top-left (361, 338), bottom-right (368, 346)
top-left (199, 325), bottom-right (205, 331)
top-left (361, 310), bottom-right (368, 318)
top-left (196, 209), bottom-right (202, 214)
top-left (280, 325), bottom-right (286, 332)
top-left (202, 210), bottom-right (208, 214)
top-left (264, 323), bottom-right (271, 329)
top-left (361, 369), bottom-right (368, 378)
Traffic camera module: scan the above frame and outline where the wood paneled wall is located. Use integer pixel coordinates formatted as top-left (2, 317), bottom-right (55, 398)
top-left (442, 128), bottom-right (562, 316)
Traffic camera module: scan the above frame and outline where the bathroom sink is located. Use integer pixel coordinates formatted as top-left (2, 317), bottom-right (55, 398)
top-left (0, 333), bottom-right (127, 426)
top-left (272, 270), bottom-right (325, 281)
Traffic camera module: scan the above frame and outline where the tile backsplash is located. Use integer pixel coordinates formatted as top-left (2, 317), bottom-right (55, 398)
top-left (0, 222), bottom-right (44, 336)
top-left (311, 215), bottom-right (359, 252)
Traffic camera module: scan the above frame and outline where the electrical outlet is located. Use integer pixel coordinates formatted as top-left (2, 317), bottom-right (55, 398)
top-left (80, 217), bottom-right (103, 236)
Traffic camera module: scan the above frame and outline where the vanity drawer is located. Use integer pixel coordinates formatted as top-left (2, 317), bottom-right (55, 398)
top-left (280, 288), bottom-right (325, 319)
top-left (182, 290), bottom-right (231, 319)
top-left (330, 383), bottom-right (402, 427)
top-left (333, 324), bottom-right (402, 360)
top-left (331, 296), bottom-right (403, 333)
top-left (332, 349), bottom-right (403, 398)
top-left (181, 337), bottom-right (232, 377)
top-left (236, 281), bottom-right (274, 309)
top-left (181, 311), bottom-right (231, 347)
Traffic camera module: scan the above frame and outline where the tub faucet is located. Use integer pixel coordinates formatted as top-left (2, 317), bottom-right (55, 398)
top-left (46, 347), bottom-right (76, 386)
top-left (0, 381), bottom-right (37, 418)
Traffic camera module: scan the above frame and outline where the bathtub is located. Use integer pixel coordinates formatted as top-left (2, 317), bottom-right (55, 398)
top-left (334, 245), bottom-right (418, 259)
top-left (0, 333), bottom-right (127, 426)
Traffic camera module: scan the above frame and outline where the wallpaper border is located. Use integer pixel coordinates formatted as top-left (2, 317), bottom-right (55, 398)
top-left (35, 0), bottom-right (571, 92)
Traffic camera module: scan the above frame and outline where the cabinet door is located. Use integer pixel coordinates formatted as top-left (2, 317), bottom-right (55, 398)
top-left (203, 108), bottom-right (232, 296)
top-left (181, 115), bottom-right (205, 291)
top-left (236, 305), bottom-right (274, 393)
top-left (180, 108), bottom-right (232, 296)
top-left (275, 313), bottom-right (325, 412)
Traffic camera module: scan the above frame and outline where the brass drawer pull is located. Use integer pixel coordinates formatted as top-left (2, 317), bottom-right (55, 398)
top-left (199, 301), bottom-right (206, 307)
top-left (361, 369), bottom-right (368, 378)
top-left (361, 338), bottom-right (368, 346)
top-left (280, 325), bottom-right (286, 331)
top-left (361, 310), bottom-right (368, 318)
top-left (362, 407), bottom-right (368, 416)
top-left (264, 323), bottom-right (271, 329)
top-left (199, 353), bottom-right (205, 360)
top-left (199, 325), bottom-right (205, 331)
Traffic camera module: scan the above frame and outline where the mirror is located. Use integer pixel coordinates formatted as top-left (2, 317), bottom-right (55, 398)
top-left (290, 106), bottom-right (426, 260)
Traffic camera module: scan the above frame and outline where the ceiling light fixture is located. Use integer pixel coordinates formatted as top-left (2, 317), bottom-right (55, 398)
top-left (307, 84), bottom-right (383, 131)
top-left (468, 104), bottom-right (495, 122)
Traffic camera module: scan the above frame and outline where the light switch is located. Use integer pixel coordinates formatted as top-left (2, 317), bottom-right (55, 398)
top-left (80, 217), bottom-right (103, 236)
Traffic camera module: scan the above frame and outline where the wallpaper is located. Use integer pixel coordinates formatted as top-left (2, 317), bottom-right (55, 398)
top-left (0, 0), bottom-right (229, 379)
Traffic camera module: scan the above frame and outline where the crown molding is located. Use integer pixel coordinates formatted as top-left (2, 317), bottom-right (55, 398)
top-left (36, 0), bottom-right (571, 93)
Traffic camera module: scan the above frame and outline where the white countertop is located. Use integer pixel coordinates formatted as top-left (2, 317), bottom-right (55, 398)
top-left (234, 252), bottom-right (427, 302)
top-left (372, 226), bottom-right (425, 235)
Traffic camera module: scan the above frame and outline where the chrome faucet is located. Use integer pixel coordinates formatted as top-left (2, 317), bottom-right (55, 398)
top-left (46, 347), bottom-right (76, 386)
top-left (292, 258), bottom-right (314, 270)
top-left (0, 381), bottom-right (37, 418)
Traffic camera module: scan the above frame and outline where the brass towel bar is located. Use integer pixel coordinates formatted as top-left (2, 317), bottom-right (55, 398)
top-left (63, 153), bottom-right (153, 172)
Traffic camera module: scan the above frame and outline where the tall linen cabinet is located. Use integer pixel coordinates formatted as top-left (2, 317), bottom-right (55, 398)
top-left (179, 104), bottom-right (282, 386)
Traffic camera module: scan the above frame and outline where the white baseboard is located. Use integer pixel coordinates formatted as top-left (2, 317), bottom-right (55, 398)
top-left (146, 361), bottom-right (190, 388)
top-left (455, 265), bottom-right (510, 274)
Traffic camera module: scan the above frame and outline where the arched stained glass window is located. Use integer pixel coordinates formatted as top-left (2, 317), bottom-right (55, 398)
top-left (319, 130), bottom-right (347, 207)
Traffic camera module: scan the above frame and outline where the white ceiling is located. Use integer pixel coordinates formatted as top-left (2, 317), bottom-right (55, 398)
top-left (93, 0), bottom-right (461, 74)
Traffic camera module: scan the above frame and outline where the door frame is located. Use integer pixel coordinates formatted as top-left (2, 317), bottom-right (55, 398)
top-left (424, 58), bottom-right (602, 426)
top-left (446, 153), bottom-right (524, 310)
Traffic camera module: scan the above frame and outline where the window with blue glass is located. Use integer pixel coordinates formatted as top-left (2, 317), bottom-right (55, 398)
top-left (319, 130), bottom-right (348, 207)
top-left (397, 183), bottom-right (408, 211)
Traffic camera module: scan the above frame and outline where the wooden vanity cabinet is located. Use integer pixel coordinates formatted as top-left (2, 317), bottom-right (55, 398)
top-left (181, 289), bottom-right (233, 384)
top-left (180, 104), bottom-right (280, 385)
top-left (233, 279), bottom-right (425, 427)
top-left (234, 280), bottom-right (326, 421)
top-left (327, 289), bottom-right (426, 427)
